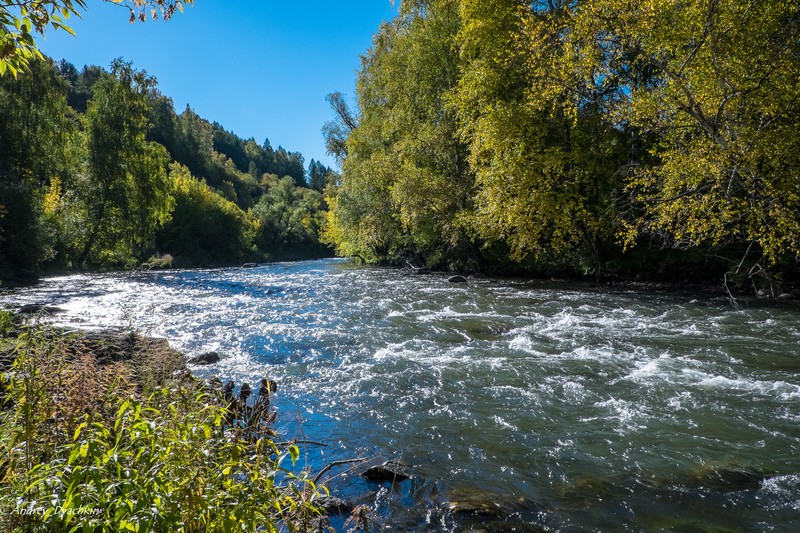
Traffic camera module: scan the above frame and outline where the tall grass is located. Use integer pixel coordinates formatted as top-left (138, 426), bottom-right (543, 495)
top-left (0, 312), bottom-right (324, 532)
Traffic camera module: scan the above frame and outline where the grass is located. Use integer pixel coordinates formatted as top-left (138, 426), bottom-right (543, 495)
top-left (0, 311), bottom-right (326, 532)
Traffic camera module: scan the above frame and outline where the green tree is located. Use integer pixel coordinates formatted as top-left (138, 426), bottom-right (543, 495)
top-left (176, 105), bottom-right (214, 180)
top-left (325, 0), bottom-right (478, 269)
top-left (322, 91), bottom-right (357, 164)
top-left (307, 158), bottom-right (332, 192)
top-left (78, 59), bottom-right (173, 266)
top-left (156, 162), bottom-right (255, 264)
top-left (252, 174), bottom-right (327, 258)
top-left (619, 0), bottom-right (797, 267)
top-left (0, 56), bottom-right (76, 278)
top-left (450, 0), bottom-right (630, 275)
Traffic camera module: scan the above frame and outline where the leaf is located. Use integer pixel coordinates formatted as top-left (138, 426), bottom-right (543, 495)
top-left (115, 400), bottom-right (131, 431)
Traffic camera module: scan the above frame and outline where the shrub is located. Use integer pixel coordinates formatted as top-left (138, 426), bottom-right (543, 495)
top-left (0, 323), bottom-right (324, 533)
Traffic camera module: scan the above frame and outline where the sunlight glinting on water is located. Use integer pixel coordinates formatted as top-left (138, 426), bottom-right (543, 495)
top-left (3, 259), bottom-right (800, 530)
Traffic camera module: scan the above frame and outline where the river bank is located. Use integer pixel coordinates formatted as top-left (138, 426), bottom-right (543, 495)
top-left (0, 309), bottom-right (329, 532)
top-left (7, 256), bottom-right (799, 307)
top-left (0, 309), bottom-right (538, 532)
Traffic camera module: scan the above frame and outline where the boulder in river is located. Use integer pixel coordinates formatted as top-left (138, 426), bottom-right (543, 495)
top-left (686, 465), bottom-right (766, 492)
top-left (361, 461), bottom-right (410, 483)
top-left (189, 351), bottom-right (222, 365)
top-left (17, 304), bottom-right (64, 315)
top-left (318, 496), bottom-right (355, 514)
top-left (404, 266), bottom-right (430, 275)
top-left (447, 488), bottom-right (513, 517)
top-left (645, 464), bottom-right (767, 493)
top-left (464, 320), bottom-right (512, 341)
top-left (242, 262), bottom-right (259, 268)
top-left (448, 275), bottom-right (468, 283)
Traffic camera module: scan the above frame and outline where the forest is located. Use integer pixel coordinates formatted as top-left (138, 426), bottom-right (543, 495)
top-left (2, 0), bottom-right (799, 295)
top-left (321, 0), bottom-right (800, 293)
top-left (0, 56), bottom-right (335, 282)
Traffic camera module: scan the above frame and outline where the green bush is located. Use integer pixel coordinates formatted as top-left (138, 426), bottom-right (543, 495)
top-left (0, 326), bottom-right (324, 533)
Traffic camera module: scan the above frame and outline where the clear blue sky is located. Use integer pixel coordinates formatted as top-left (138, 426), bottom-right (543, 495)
top-left (37, 1), bottom-right (399, 169)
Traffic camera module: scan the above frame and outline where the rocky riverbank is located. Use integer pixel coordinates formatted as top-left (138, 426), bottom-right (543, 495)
top-left (0, 308), bottom-right (326, 532)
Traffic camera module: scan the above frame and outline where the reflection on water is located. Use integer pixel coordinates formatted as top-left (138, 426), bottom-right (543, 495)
top-left (3, 259), bottom-right (800, 531)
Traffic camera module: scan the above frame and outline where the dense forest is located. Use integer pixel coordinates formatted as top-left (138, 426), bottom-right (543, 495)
top-left (322, 0), bottom-right (800, 293)
top-left (0, 57), bottom-right (335, 282)
top-left (2, 0), bottom-right (799, 295)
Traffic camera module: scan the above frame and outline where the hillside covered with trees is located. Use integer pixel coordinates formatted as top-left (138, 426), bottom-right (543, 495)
top-left (322, 0), bottom-right (800, 293)
top-left (0, 57), bottom-right (335, 282)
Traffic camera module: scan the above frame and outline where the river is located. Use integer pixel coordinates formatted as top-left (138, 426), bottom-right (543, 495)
top-left (3, 258), bottom-right (800, 531)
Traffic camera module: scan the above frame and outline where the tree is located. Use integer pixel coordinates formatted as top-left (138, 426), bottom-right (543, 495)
top-left (58, 61), bottom-right (104, 113)
top-left (307, 159), bottom-right (332, 192)
top-left (557, 0), bottom-right (800, 278)
top-left (1, 0), bottom-right (193, 76)
top-left (0, 56), bottom-right (76, 276)
top-left (252, 174), bottom-right (326, 258)
top-left (321, 92), bottom-right (357, 163)
top-left (175, 105), bottom-right (214, 180)
top-left (324, 0), bottom-right (479, 269)
top-left (156, 162), bottom-right (254, 264)
top-left (451, 0), bottom-right (629, 275)
top-left (78, 59), bottom-right (173, 265)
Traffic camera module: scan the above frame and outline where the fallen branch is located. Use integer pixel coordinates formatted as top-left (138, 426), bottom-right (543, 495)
top-left (275, 439), bottom-right (328, 448)
top-left (313, 457), bottom-right (369, 485)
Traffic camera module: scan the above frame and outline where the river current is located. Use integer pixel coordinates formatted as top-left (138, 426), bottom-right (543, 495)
top-left (3, 259), bottom-right (800, 531)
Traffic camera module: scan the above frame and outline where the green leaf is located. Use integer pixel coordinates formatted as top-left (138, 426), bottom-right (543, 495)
top-left (73, 421), bottom-right (88, 441)
top-left (115, 400), bottom-right (131, 432)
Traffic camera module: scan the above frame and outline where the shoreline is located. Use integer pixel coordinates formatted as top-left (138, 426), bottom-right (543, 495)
top-left (5, 257), bottom-right (798, 304)
top-left (0, 315), bottom-right (333, 532)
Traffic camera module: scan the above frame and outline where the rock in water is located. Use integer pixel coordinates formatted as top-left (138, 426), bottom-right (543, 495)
top-left (448, 275), bottom-right (468, 283)
top-left (189, 351), bottom-right (221, 365)
top-left (361, 461), bottom-right (410, 483)
top-left (447, 488), bottom-right (509, 517)
top-left (17, 304), bottom-right (64, 315)
top-left (318, 496), bottom-right (354, 514)
top-left (692, 466), bottom-right (766, 492)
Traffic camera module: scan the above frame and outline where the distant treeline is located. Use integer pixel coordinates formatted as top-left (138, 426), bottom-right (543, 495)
top-left (0, 57), bottom-right (335, 281)
top-left (322, 0), bottom-right (800, 291)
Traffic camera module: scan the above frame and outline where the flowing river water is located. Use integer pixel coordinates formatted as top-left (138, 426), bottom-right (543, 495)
top-left (3, 259), bottom-right (800, 531)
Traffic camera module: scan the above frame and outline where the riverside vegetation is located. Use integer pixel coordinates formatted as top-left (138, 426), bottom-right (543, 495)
top-left (0, 56), bottom-right (335, 284)
top-left (1, 5), bottom-right (337, 530)
top-left (2, 0), bottom-right (799, 295)
top-left (0, 309), bottom-right (328, 532)
top-left (320, 0), bottom-right (800, 297)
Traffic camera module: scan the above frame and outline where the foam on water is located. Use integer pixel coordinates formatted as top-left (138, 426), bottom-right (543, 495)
top-left (3, 259), bottom-right (800, 531)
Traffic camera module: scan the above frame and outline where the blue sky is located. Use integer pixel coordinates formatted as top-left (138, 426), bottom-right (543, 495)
top-left (37, 1), bottom-right (399, 169)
